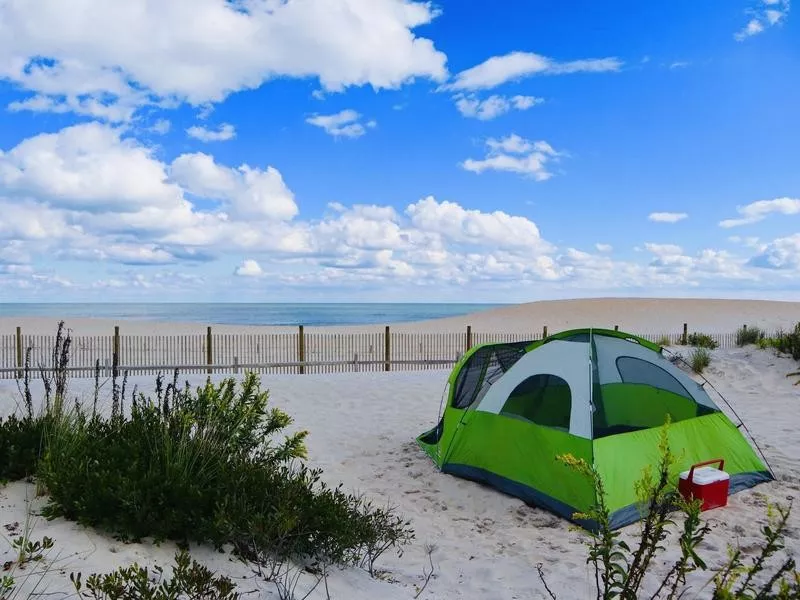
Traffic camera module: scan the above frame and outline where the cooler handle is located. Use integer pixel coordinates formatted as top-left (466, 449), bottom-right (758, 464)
top-left (687, 458), bottom-right (725, 483)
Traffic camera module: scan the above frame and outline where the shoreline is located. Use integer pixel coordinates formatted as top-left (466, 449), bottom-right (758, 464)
top-left (3, 297), bottom-right (800, 336)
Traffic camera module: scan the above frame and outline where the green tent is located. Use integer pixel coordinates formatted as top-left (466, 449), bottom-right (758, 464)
top-left (417, 328), bottom-right (773, 530)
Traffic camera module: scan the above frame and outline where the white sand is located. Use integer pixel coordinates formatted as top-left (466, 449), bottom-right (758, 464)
top-left (2, 345), bottom-right (799, 599)
top-left (4, 297), bottom-right (800, 336)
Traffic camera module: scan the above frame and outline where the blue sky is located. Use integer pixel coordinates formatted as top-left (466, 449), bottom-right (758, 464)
top-left (0, 0), bottom-right (798, 302)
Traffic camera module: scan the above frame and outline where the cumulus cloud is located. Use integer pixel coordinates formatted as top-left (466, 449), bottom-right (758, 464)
top-left (0, 122), bottom-right (184, 212)
top-left (170, 152), bottom-right (298, 221)
top-left (305, 110), bottom-right (376, 138)
top-left (186, 123), bottom-right (236, 142)
top-left (648, 212), bottom-right (688, 223)
top-left (461, 134), bottom-right (566, 181)
top-left (748, 233), bottom-right (800, 270)
top-left (3, 121), bottom-right (800, 298)
top-left (453, 94), bottom-right (543, 120)
top-left (234, 259), bottom-right (265, 277)
top-left (444, 51), bottom-right (622, 91)
top-left (719, 197), bottom-right (800, 227)
top-left (0, 0), bottom-right (448, 120)
top-left (735, 0), bottom-right (790, 40)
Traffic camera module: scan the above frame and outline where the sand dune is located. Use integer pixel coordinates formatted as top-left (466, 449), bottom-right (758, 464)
top-left (1, 344), bottom-right (799, 599)
top-left (3, 297), bottom-right (800, 337)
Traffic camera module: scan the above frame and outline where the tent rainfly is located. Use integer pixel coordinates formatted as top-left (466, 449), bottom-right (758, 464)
top-left (417, 328), bottom-right (773, 530)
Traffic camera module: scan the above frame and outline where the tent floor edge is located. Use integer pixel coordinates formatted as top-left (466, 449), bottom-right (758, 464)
top-left (441, 462), bottom-right (598, 531)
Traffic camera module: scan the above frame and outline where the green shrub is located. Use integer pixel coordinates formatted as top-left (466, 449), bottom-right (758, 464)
top-left (0, 414), bottom-right (49, 483)
top-left (70, 549), bottom-right (239, 600)
top-left (736, 325), bottom-right (766, 347)
top-left (771, 324), bottom-right (800, 360)
top-left (690, 348), bottom-right (711, 373)
top-left (687, 332), bottom-right (719, 350)
top-left (35, 371), bottom-right (412, 575)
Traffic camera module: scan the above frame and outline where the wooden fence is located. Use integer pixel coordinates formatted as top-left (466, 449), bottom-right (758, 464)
top-left (0, 324), bottom-right (758, 380)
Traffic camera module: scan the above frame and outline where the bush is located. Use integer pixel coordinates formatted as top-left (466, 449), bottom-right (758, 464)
top-left (0, 414), bottom-right (48, 483)
top-left (771, 324), bottom-right (800, 361)
top-left (689, 348), bottom-right (711, 373)
top-left (70, 549), bottom-right (240, 600)
top-left (687, 332), bottom-right (719, 350)
top-left (34, 371), bottom-right (412, 574)
top-left (736, 325), bottom-right (766, 347)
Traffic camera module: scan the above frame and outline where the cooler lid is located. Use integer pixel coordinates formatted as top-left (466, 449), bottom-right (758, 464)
top-left (679, 466), bottom-right (730, 485)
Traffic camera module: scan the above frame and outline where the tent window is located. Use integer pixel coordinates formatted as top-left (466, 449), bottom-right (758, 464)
top-left (451, 343), bottom-right (529, 409)
top-left (615, 356), bottom-right (693, 400)
top-left (500, 374), bottom-right (571, 431)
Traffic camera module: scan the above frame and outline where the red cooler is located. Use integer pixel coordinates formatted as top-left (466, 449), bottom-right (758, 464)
top-left (678, 459), bottom-right (730, 511)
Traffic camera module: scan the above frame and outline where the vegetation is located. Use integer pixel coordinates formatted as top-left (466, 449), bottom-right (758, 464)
top-left (538, 419), bottom-right (799, 599)
top-left (687, 332), bottom-right (719, 350)
top-left (736, 325), bottom-right (766, 347)
top-left (760, 325), bottom-right (800, 361)
top-left (0, 321), bottom-right (415, 599)
top-left (656, 335), bottom-right (672, 347)
top-left (70, 550), bottom-right (240, 600)
top-left (689, 347), bottom-right (711, 373)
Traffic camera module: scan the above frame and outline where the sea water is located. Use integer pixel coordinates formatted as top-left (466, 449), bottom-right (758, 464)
top-left (0, 303), bottom-right (502, 326)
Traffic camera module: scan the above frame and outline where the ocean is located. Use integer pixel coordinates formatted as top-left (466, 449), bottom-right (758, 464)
top-left (0, 303), bottom-right (503, 327)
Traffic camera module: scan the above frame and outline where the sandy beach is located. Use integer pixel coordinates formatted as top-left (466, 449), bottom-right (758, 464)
top-left (4, 297), bottom-right (800, 337)
top-left (2, 298), bottom-right (800, 598)
top-left (2, 343), bottom-right (799, 598)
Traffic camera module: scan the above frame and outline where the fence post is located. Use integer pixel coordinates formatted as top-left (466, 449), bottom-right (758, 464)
top-left (466, 325), bottom-right (472, 352)
top-left (15, 326), bottom-right (22, 379)
top-left (542, 325), bottom-right (548, 339)
top-left (298, 325), bottom-right (305, 375)
top-left (206, 326), bottom-right (213, 374)
top-left (614, 325), bottom-right (619, 331)
top-left (682, 323), bottom-right (688, 345)
top-left (233, 356), bottom-right (239, 374)
top-left (384, 326), bottom-right (391, 372)
top-left (113, 326), bottom-right (120, 372)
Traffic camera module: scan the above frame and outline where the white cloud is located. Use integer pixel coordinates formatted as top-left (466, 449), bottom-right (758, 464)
top-left (186, 123), bottom-right (236, 142)
top-left (444, 51), bottom-right (622, 91)
top-left (0, 122), bottom-right (184, 212)
top-left (7, 94), bottom-right (138, 122)
top-left (453, 93), bottom-right (543, 120)
top-left (149, 119), bottom-right (171, 135)
top-left (306, 109), bottom-right (376, 138)
top-left (461, 135), bottom-right (565, 181)
top-left (669, 61), bottom-right (690, 70)
top-left (748, 233), bottom-right (800, 270)
top-left (645, 243), bottom-right (684, 257)
top-left (170, 152), bottom-right (298, 221)
top-left (719, 197), bottom-right (800, 227)
top-left (0, 0), bottom-right (448, 120)
top-left (406, 196), bottom-right (554, 252)
top-left (735, 0), bottom-right (790, 40)
top-left (234, 259), bottom-right (265, 277)
top-left (4, 122), bottom-right (800, 298)
top-left (648, 211), bottom-right (688, 223)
